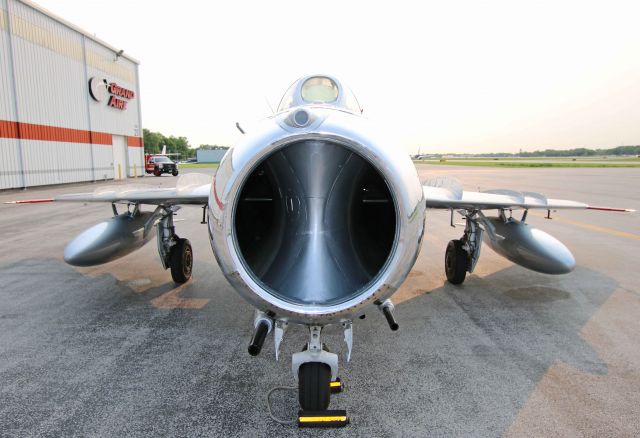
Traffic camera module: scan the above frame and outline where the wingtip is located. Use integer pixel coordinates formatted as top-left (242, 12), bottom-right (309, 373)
top-left (3, 198), bottom-right (54, 204)
top-left (587, 206), bottom-right (636, 213)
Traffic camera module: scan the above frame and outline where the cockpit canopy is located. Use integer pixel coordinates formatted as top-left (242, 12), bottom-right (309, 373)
top-left (277, 75), bottom-right (362, 114)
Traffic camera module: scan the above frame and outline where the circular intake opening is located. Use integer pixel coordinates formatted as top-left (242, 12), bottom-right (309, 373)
top-left (233, 139), bottom-right (397, 307)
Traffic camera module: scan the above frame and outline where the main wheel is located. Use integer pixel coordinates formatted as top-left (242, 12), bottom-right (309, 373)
top-left (172, 170), bottom-right (179, 176)
top-left (170, 238), bottom-right (193, 283)
top-left (298, 362), bottom-right (331, 411)
top-left (154, 169), bottom-right (161, 176)
top-left (445, 239), bottom-right (468, 285)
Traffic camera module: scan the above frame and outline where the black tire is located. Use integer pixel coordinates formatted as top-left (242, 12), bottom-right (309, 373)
top-left (445, 239), bottom-right (468, 285)
top-left (298, 362), bottom-right (331, 411)
top-left (172, 170), bottom-right (179, 176)
top-left (170, 238), bottom-right (193, 283)
top-left (154, 169), bottom-right (161, 176)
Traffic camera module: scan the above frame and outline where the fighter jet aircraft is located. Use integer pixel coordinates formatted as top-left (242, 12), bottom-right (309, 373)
top-left (8, 75), bottom-right (633, 427)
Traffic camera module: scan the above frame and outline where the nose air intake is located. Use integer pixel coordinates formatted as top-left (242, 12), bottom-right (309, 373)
top-left (233, 140), bottom-right (397, 307)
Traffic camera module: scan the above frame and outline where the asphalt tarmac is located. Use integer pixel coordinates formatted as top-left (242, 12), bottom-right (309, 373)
top-left (1, 165), bottom-right (638, 437)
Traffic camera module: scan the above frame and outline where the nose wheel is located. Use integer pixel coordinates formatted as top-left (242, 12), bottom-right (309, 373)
top-left (297, 361), bottom-right (348, 427)
top-left (298, 362), bottom-right (331, 411)
top-left (291, 327), bottom-right (349, 427)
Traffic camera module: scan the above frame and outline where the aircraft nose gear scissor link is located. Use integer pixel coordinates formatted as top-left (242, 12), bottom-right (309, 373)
top-left (156, 206), bottom-right (193, 284)
top-left (445, 210), bottom-right (484, 285)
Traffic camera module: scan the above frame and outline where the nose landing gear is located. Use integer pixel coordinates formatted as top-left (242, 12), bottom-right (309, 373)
top-left (259, 322), bottom-right (350, 427)
top-left (291, 326), bottom-right (348, 426)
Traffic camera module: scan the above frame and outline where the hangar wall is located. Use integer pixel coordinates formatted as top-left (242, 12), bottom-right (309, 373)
top-left (0, 0), bottom-right (144, 189)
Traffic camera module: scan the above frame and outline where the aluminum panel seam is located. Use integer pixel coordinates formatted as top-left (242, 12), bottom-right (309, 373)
top-left (6, 0), bottom-right (26, 187)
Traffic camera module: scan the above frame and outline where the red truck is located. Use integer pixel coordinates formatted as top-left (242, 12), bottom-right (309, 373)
top-left (145, 154), bottom-right (179, 176)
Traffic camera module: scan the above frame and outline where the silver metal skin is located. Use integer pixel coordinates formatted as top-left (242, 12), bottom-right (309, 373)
top-left (342, 321), bottom-right (353, 362)
top-left (64, 207), bottom-right (160, 267)
top-left (479, 215), bottom-right (576, 274)
top-left (208, 79), bottom-right (425, 325)
top-left (273, 320), bottom-right (288, 361)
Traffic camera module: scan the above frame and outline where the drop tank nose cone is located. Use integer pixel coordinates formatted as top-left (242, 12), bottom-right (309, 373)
top-left (525, 227), bottom-right (575, 274)
top-left (482, 217), bottom-right (576, 275)
top-left (63, 213), bottom-right (156, 267)
top-left (64, 221), bottom-right (114, 266)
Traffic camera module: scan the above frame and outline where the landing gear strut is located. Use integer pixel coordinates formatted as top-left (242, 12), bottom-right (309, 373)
top-left (445, 210), bottom-right (483, 285)
top-left (157, 207), bottom-right (193, 283)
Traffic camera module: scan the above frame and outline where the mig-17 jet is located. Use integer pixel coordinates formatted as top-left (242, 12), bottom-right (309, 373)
top-left (9, 75), bottom-right (633, 427)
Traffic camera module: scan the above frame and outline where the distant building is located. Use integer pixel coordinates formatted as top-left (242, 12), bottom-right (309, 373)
top-left (197, 149), bottom-right (227, 163)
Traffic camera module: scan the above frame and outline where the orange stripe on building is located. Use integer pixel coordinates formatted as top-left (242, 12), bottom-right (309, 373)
top-left (0, 120), bottom-right (20, 138)
top-left (127, 136), bottom-right (143, 147)
top-left (90, 131), bottom-right (113, 145)
top-left (0, 119), bottom-right (142, 147)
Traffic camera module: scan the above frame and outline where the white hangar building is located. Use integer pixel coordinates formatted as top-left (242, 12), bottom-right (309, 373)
top-left (0, 0), bottom-right (144, 190)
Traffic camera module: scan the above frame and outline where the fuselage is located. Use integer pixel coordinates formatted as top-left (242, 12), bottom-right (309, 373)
top-left (206, 76), bottom-right (426, 325)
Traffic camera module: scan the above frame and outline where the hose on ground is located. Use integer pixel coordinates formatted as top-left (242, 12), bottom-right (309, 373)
top-left (266, 386), bottom-right (298, 425)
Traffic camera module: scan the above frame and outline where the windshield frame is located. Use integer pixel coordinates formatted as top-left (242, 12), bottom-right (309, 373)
top-left (276, 75), bottom-right (361, 115)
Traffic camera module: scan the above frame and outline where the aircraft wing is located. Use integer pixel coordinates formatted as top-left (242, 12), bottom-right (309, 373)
top-left (423, 177), bottom-right (634, 212)
top-left (5, 173), bottom-right (211, 206)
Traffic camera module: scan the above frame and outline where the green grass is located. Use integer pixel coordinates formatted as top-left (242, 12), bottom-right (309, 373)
top-left (414, 156), bottom-right (640, 162)
top-left (413, 160), bottom-right (640, 168)
top-left (178, 163), bottom-right (220, 168)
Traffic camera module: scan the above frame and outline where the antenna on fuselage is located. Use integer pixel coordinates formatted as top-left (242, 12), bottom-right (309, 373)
top-left (264, 96), bottom-right (275, 114)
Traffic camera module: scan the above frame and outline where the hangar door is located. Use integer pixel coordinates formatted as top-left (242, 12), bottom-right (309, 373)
top-left (112, 135), bottom-right (128, 180)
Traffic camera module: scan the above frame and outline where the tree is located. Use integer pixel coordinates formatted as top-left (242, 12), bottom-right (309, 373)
top-left (143, 129), bottom-right (196, 159)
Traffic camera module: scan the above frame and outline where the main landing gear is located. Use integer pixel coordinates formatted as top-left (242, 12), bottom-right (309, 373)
top-left (445, 210), bottom-right (483, 285)
top-left (157, 206), bottom-right (193, 283)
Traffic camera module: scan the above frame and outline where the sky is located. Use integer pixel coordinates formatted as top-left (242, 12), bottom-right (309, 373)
top-left (34, 0), bottom-right (640, 154)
